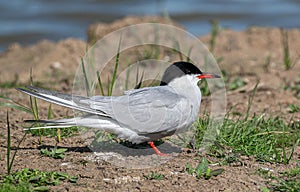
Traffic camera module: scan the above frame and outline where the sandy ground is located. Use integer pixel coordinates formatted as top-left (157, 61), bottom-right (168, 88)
top-left (0, 16), bottom-right (299, 191)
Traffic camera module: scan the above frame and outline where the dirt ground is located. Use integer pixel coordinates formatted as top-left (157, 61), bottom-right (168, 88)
top-left (0, 16), bottom-right (299, 191)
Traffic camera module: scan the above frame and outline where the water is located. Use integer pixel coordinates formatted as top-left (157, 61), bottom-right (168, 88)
top-left (0, 0), bottom-right (300, 51)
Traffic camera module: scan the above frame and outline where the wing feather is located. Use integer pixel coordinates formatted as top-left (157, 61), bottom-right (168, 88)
top-left (87, 86), bottom-right (193, 134)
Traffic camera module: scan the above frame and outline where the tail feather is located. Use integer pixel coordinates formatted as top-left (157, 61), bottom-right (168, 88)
top-left (24, 125), bottom-right (74, 130)
top-left (23, 114), bottom-right (119, 131)
top-left (23, 115), bottom-right (147, 144)
top-left (16, 86), bottom-right (110, 117)
top-left (23, 118), bottom-right (76, 130)
top-left (24, 119), bottom-right (66, 124)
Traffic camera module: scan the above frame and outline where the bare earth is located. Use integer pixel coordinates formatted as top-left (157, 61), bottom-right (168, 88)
top-left (0, 16), bottom-right (299, 191)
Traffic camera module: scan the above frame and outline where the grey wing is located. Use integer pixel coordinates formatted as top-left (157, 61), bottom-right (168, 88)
top-left (87, 86), bottom-right (194, 134)
top-left (16, 86), bottom-right (110, 117)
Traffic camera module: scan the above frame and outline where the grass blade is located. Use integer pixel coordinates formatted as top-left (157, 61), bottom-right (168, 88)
top-left (281, 28), bottom-right (292, 70)
top-left (173, 40), bottom-right (183, 60)
top-left (107, 76), bottom-right (111, 96)
top-left (29, 68), bottom-right (42, 143)
top-left (47, 104), bottom-right (52, 119)
top-left (0, 95), bottom-right (32, 114)
top-left (244, 81), bottom-right (259, 121)
top-left (134, 70), bottom-right (144, 89)
top-left (125, 63), bottom-right (131, 90)
top-left (109, 34), bottom-right (122, 95)
top-left (0, 102), bottom-right (32, 114)
top-left (6, 111), bottom-right (11, 175)
top-left (6, 111), bottom-right (27, 175)
top-left (81, 58), bottom-right (91, 97)
top-left (97, 71), bottom-right (105, 96)
top-left (209, 20), bottom-right (220, 52)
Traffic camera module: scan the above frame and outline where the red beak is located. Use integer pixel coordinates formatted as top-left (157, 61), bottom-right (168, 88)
top-left (197, 73), bottom-right (221, 79)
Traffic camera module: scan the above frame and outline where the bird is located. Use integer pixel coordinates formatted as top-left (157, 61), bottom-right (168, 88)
top-left (17, 61), bottom-right (220, 156)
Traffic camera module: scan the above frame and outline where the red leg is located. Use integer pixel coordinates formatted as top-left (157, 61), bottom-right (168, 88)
top-left (148, 141), bottom-right (171, 156)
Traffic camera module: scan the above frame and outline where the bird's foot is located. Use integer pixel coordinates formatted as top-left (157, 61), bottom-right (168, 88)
top-left (148, 141), bottom-right (172, 156)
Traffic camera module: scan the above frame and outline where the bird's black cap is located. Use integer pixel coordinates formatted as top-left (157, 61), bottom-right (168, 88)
top-left (160, 61), bottom-right (202, 86)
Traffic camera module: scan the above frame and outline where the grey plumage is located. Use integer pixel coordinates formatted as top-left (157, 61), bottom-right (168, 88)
top-left (17, 83), bottom-right (196, 144)
top-left (17, 62), bottom-right (220, 145)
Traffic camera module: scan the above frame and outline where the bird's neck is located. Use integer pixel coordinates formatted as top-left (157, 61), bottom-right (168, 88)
top-left (168, 75), bottom-right (202, 105)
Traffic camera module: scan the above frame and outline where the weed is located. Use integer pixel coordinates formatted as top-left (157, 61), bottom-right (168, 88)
top-left (97, 71), bottom-right (105, 96)
top-left (199, 79), bottom-right (211, 96)
top-left (142, 45), bottom-right (160, 60)
top-left (95, 35), bottom-right (122, 96)
top-left (258, 167), bottom-right (300, 192)
top-left (209, 20), bottom-right (221, 52)
top-left (228, 77), bottom-right (246, 90)
top-left (281, 28), bottom-right (291, 70)
top-left (288, 104), bottom-right (300, 113)
top-left (144, 171), bottom-right (164, 180)
top-left (26, 125), bottom-right (79, 138)
top-left (0, 182), bottom-right (32, 192)
top-left (0, 75), bottom-right (19, 88)
top-left (217, 113), bottom-right (298, 164)
top-left (193, 114), bottom-right (211, 148)
top-left (29, 68), bottom-right (45, 144)
top-left (0, 95), bottom-right (33, 114)
top-left (6, 111), bottom-right (12, 175)
top-left (284, 76), bottom-right (300, 99)
top-left (220, 69), bottom-right (229, 82)
top-left (185, 157), bottom-right (224, 179)
top-left (81, 58), bottom-right (91, 97)
top-left (280, 28), bottom-right (299, 70)
top-left (6, 112), bottom-right (27, 175)
top-left (40, 147), bottom-right (68, 159)
top-left (1, 168), bottom-right (77, 191)
top-left (193, 82), bottom-right (298, 164)
top-left (246, 81), bottom-right (259, 118)
top-left (109, 35), bottom-right (122, 96)
top-left (263, 55), bottom-right (271, 72)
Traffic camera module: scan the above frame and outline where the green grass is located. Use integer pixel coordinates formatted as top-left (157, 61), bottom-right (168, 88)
top-left (209, 20), bottom-right (221, 52)
top-left (228, 77), bottom-right (245, 90)
top-left (6, 112), bottom-right (27, 175)
top-left (217, 114), bottom-right (298, 164)
top-left (0, 182), bottom-right (32, 192)
top-left (185, 157), bottom-right (224, 179)
top-left (0, 75), bottom-right (19, 88)
top-left (284, 76), bottom-right (300, 99)
top-left (220, 70), bottom-right (246, 91)
top-left (199, 79), bottom-right (211, 96)
top-left (281, 28), bottom-right (292, 70)
top-left (81, 58), bottom-right (91, 97)
top-left (40, 147), bottom-right (68, 159)
top-left (26, 125), bottom-right (79, 139)
top-left (289, 104), bottom-right (300, 113)
top-left (196, 112), bottom-right (299, 164)
top-left (0, 168), bottom-right (77, 192)
top-left (258, 167), bottom-right (300, 192)
top-left (0, 95), bottom-right (33, 114)
top-left (2, 82), bottom-right (78, 192)
top-left (280, 28), bottom-right (299, 70)
top-left (144, 171), bottom-right (164, 180)
top-left (194, 83), bottom-right (299, 165)
top-left (95, 35), bottom-right (122, 96)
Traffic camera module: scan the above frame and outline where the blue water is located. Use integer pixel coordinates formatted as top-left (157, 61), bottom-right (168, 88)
top-left (0, 0), bottom-right (300, 51)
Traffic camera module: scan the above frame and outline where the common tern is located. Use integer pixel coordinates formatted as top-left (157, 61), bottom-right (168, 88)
top-left (17, 61), bottom-right (220, 156)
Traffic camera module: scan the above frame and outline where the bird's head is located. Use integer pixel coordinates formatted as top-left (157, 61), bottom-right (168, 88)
top-left (160, 61), bottom-right (220, 86)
